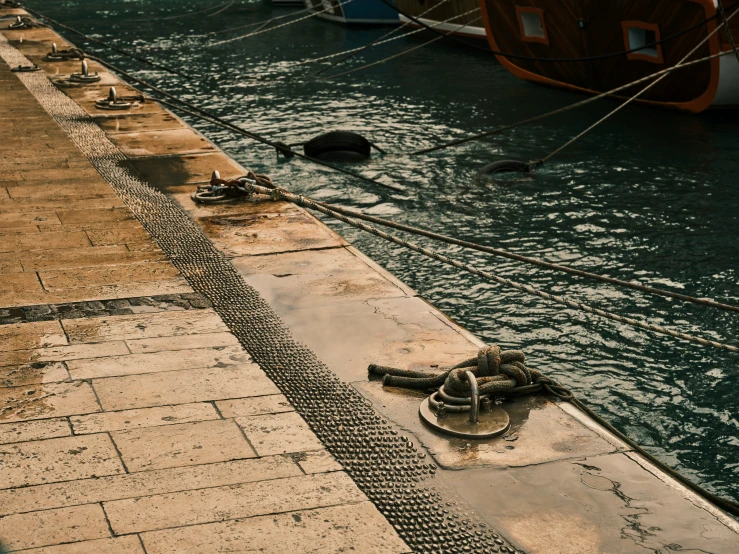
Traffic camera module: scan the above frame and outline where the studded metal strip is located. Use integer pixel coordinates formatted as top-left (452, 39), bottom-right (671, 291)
top-left (0, 34), bottom-right (520, 554)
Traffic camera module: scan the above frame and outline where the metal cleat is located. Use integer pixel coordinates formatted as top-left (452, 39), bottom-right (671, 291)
top-left (11, 63), bottom-right (40, 72)
top-left (94, 86), bottom-right (142, 110)
top-left (69, 59), bottom-right (101, 83)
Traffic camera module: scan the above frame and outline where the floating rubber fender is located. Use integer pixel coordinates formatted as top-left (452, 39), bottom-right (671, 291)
top-left (303, 131), bottom-right (371, 162)
top-left (478, 160), bottom-right (531, 175)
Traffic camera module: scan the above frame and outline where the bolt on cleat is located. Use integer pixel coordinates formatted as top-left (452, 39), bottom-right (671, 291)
top-left (11, 63), bottom-right (41, 72)
top-left (94, 87), bottom-right (142, 110)
top-left (44, 42), bottom-right (84, 62)
top-left (69, 59), bottom-right (101, 83)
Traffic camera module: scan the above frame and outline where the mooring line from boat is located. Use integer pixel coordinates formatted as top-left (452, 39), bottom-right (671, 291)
top-left (295, 7), bottom-right (462, 69)
top-left (206, 177), bottom-right (739, 353)
top-left (717, 0), bottom-right (739, 64)
top-left (159, 0), bottom-right (235, 21)
top-left (203, 2), bottom-right (326, 36)
top-left (410, 50), bottom-right (734, 156)
top-left (82, 53), bottom-right (404, 193)
top-left (23, 8), bottom-right (194, 79)
top-left (310, 203), bottom-right (739, 314)
top-left (322, 11), bottom-right (483, 80)
top-left (535, 8), bottom-right (738, 167)
top-left (209, 0), bottom-right (357, 47)
top-left (313, 0), bottom-right (453, 76)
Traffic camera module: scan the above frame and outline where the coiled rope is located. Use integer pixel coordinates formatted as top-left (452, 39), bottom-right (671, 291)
top-left (224, 177), bottom-right (738, 353)
top-left (209, 0), bottom-right (356, 47)
top-left (370, 346), bottom-right (739, 517)
top-left (322, 10), bottom-right (483, 80)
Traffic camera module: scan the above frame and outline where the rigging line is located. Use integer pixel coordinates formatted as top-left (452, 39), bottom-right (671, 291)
top-left (209, 0), bottom-right (356, 46)
top-left (23, 9), bottom-right (194, 80)
top-left (313, 0), bottom-right (453, 76)
top-left (84, 55), bottom-right (405, 193)
top-left (537, 8), bottom-right (737, 166)
top-left (205, 1), bottom-right (236, 18)
top-left (315, 203), bottom-right (739, 314)
top-left (717, 0), bottom-right (739, 64)
top-left (322, 11), bottom-right (483, 80)
top-left (298, 10), bottom-right (461, 66)
top-left (239, 182), bottom-right (739, 353)
top-left (160, 0), bottom-right (234, 20)
top-left (410, 50), bottom-right (733, 156)
top-left (379, 0), bottom-right (739, 62)
top-left (204, 2), bottom-right (322, 36)
top-left (378, 0), bottom-right (490, 54)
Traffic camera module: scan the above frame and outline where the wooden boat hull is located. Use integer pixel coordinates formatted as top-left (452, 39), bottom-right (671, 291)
top-left (480, 0), bottom-right (739, 112)
top-left (396, 0), bottom-right (487, 39)
top-left (305, 0), bottom-right (399, 24)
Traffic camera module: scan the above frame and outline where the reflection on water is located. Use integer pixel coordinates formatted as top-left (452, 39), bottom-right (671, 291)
top-left (31, 0), bottom-right (739, 500)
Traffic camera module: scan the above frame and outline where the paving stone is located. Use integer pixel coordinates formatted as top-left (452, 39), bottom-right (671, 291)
top-left (111, 419), bottom-right (256, 472)
top-left (85, 227), bottom-right (151, 246)
top-left (19, 167), bottom-right (101, 183)
top-left (39, 260), bottom-right (179, 290)
top-left (125, 331), bottom-right (239, 354)
top-left (295, 449), bottom-right (343, 474)
top-left (8, 182), bottom-right (116, 199)
top-left (0, 361), bottom-right (70, 388)
top-left (63, 309), bottom-right (228, 343)
top-left (216, 394), bottom-right (293, 418)
top-left (17, 245), bottom-right (164, 272)
top-left (0, 210), bottom-right (61, 227)
top-left (0, 320), bottom-right (67, 352)
top-left (71, 402), bottom-right (219, 434)
top-left (1, 340), bottom-right (129, 367)
top-left (0, 504), bottom-right (110, 551)
top-left (0, 433), bottom-right (124, 489)
top-left (0, 257), bottom-right (22, 273)
top-left (0, 417), bottom-right (71, 445)
top-left (67, 344), bottom-right (249, 379)
top-left (0, 456), bottom-right (301, 516)
top-left (104, 471), bottom-right (365, 534)
top-left (18, 536), bottom-right (145, 554)
top-left (0, 230), bottom-right (90, 253)
top-left (235, 411), bottom-right (323, 456)
top-left (93, 364), bottom-right (279, 411)
top-left (141, 502), bottom-right (407, 554)
top-left (0, 381), bottom-right (100, 423)
top-left (0, 271), bottom-right (43, 296)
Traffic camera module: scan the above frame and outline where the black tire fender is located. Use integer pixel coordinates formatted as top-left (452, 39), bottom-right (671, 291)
top-left (478, 160), bottom-right (531, 175)
top-left (303, 131), bottom-right (372, 162)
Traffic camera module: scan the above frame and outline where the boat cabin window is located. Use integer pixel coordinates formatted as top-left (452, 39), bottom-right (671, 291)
top-left (622, 21), bottom-right (664, 63)
top-left (516, 7), bottom-right (548, 45)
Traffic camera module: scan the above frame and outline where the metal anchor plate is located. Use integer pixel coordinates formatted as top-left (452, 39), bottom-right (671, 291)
top-left (419, 397), bottom-right (510, 439)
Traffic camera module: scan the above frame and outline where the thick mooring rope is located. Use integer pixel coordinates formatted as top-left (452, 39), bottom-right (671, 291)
top-left (314, 203), bottom-right (739, 314)
top-left (371, 346), bottom-right (739, 517)
top-left (221, 178), bottom-right (737, 353)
